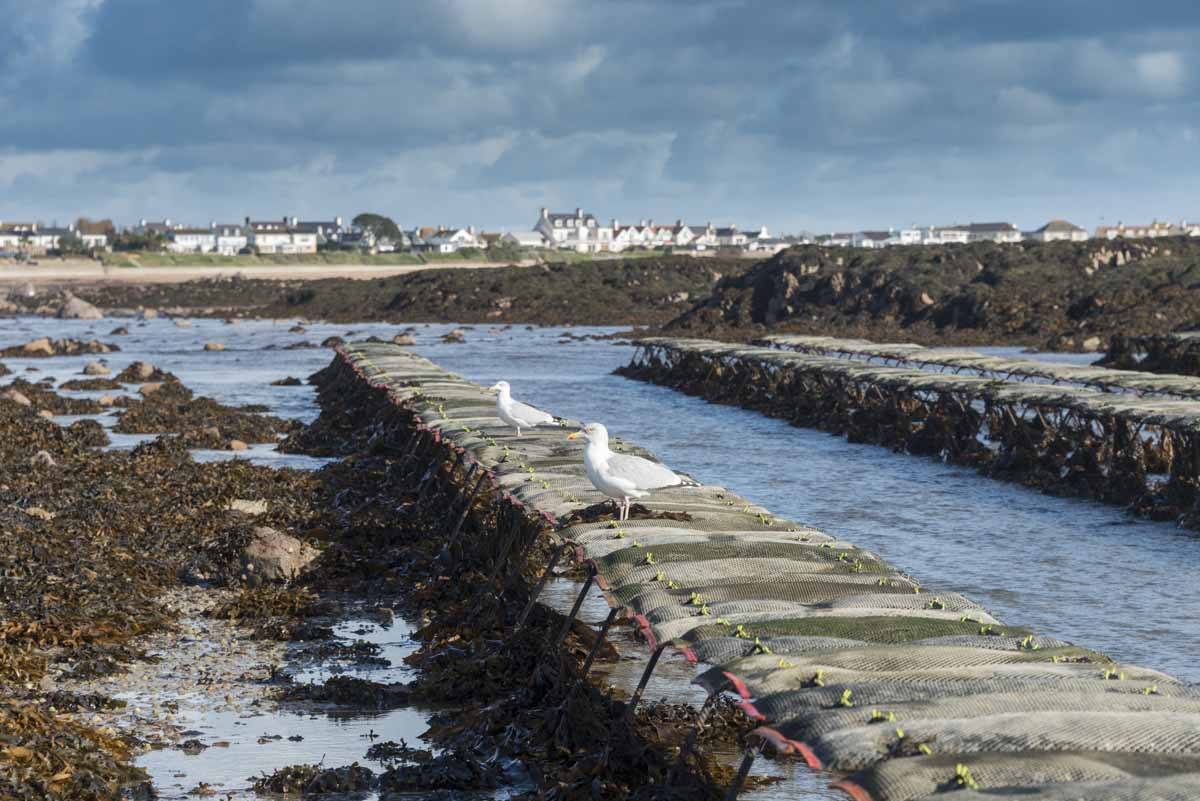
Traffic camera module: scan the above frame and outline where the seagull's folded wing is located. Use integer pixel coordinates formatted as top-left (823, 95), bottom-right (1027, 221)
top-left (606, 453), bottom-right (682, 491)
top-left (510, 400), bottom-right (554, 426)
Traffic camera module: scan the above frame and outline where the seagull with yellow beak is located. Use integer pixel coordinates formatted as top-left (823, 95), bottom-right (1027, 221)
top-left (568, 422), bottom-right (687, 521)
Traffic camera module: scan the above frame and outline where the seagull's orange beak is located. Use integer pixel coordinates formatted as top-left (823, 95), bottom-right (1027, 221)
top-left (567, 432), bottom-right (581, 440)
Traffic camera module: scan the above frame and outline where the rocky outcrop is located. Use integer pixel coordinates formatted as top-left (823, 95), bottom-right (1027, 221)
top-left (663, 237), bottom-right (1200, 351)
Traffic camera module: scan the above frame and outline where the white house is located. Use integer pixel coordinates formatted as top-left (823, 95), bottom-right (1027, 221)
top-left (167, 227), bottom-right (217, 253)
top-left (920, 226), bottom-right (970, 245)
top-left (714, 226), bottom-right (748, 248)
top-left (534, 208), bottom-right (616, 252)
top-left (852, 231), bottom-right (893, 249)
top-left (821, 232), bottom-right (854, 247)
top-left (426, 226), bottom-right (483, 254)
top-left (958, 222), bottom-right (1022, 243)
top-left (501, 231), bottom-right (546, 249)
top-left (291, 217), bottom-right (344, 247)
top-left (1094, 221), bottom-right (1179, 239)
top-left (1183, 222), bottom-right (1200, 237)
top-left (214, 224), bottom-right (247, 255)
top-left (245, 218), bottom-right (318, 254)
top-left (0, 223), bottom-right (36, 251)
top-left (746, 237), bottom-right (790, 255)
top-left (1025, 219), bottom-right (1088, 242)
top-left (136, 219), bottom-right (182, 237)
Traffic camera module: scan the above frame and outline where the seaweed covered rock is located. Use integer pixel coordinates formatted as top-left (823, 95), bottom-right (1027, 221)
top-left (662, 238), bottom-right (1200, 349)
top-left (241, 526), bottom-right (319, 582)
top-left (251, 763), bottom-right (374, 795)
top-left (113, 378), bottom-right (298, 444)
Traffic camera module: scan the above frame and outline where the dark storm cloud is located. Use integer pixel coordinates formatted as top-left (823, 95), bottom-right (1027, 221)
top-left (2, 0), bottom-right (1198, 230)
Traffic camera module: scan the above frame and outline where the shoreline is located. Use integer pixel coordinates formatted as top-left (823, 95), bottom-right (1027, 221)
top-left (0, 258), bottom-right (528, 286)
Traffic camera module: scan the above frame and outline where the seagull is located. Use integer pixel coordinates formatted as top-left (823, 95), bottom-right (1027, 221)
top-left (568, 422), bottom-right (688, 521)
top-left (489, 380), bottom-right (554, 437)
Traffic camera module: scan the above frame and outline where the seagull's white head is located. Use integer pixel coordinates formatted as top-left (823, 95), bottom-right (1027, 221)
top-left (568, 422), bottom-right (608, 446)
top-left (489, 380), bottom-right (510, 396)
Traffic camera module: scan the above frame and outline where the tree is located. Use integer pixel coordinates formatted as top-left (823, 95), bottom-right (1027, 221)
top-left (352, 212), bottom-right (402, 242)
top-left (487, 239), bottom-right (522, 263)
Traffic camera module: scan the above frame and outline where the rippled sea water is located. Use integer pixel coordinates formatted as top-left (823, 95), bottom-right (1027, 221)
top-left (2, 316), bottom-right (1196, 800)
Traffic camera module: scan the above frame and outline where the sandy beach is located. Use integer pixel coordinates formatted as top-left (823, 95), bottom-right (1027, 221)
top-left (0, 258), bottom-right (525, 285)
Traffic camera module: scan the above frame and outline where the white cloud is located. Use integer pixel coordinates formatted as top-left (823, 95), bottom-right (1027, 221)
top-left (1134, 50), bottom-right (1186, 96)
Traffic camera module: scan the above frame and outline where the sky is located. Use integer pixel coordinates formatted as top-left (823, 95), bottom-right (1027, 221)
top-left (1, 0), bottom-right (1198, 234)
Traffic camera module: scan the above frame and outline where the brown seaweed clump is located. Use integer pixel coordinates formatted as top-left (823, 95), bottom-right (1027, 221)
top-left (280, 676), bottom-right (411, 710)
top-left (113, 378), bottom-right (299, 446)
top-left (251, 762), bottom-right (374, 795)
top-left (58, 377), bottom-right (123, 391)
top-left (0, 699), bottom-right (149, 801)
top-left (3, 378), bottom-right (106, 414)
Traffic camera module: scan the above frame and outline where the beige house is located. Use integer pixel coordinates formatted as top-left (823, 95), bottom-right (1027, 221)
top-left (1026, 220), bottom-right (1088, 242)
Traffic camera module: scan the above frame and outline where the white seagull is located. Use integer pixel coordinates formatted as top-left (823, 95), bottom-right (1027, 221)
top-left (568, 422), bottom-right (687, 521)
top-left (489, 380), bottom-right (554, 437)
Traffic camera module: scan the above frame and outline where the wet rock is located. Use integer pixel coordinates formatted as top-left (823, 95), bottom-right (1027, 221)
top-left (372, 606), bottom-right (395, 628)
top-left (204, 342), bottom-right (225, 351)
top-left (1, 389), bottom-right (31, 407)
top-left (109, 326), bottom-right (130, 335)
top-left (392, 334), bottom-right (416, 346)
top-left (174, 319), bottom-right (193, 328)
top-left (289, 324), bottom-right (306, 333)
top-left (29, 450), bottom-right (56, 468)
top-left (271, 376), bottom-right (302, 386)
top-left (58, 292), bottom-right (104, 320)
top-left (228, 499), bottom-right (268, 515)
top-left (138, 308), bottom-right (159, 320)
top-left (119, 361), bottom-right (159, 381)
top-left (98, 395), bottom-right (117, 406)
top-left (228, 438), bottom-right (248, 451)
top-left (441, 328), bottom-right (466, 344)
top-left (21, 337), bottom-right (53, 356)
top-left (139, 382), bottom-right (164, 396)
top-left (241, 526), bottom-right (318, 582)
top-left (320, 336), bottom-right (344, 348)
top-left (83, 360), bottom-right (111, 376)
top-left (179, 739), bottom-right (208, 755)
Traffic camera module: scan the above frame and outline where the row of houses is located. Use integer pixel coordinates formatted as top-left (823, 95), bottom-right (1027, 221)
top-left (523, 208), bottom-right (785, 254)
top-left (0, 221), bottom-right (110, 254)
top-left (823, 219), bottom-right (1200, 249)
top-left (132, 218), bottom-right (495, 256)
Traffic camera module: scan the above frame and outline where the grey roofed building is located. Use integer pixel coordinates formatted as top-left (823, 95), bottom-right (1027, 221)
top-left (1035, 219), bottom-right (1085, 233)
top-left (291, 217), bottom-right (344, 236)
top-left (957, 222), bottom-right (1019, 233)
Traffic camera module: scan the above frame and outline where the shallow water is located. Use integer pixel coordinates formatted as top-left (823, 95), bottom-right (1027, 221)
top-left (2, 317), bottom-right (1197, 800)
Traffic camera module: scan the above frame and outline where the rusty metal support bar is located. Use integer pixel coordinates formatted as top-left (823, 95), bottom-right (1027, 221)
top-left (551, 569), bottom-right (595, 649)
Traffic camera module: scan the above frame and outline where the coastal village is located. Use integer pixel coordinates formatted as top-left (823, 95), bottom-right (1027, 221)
top-left (2, 208), bottom-right (1199, 258)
